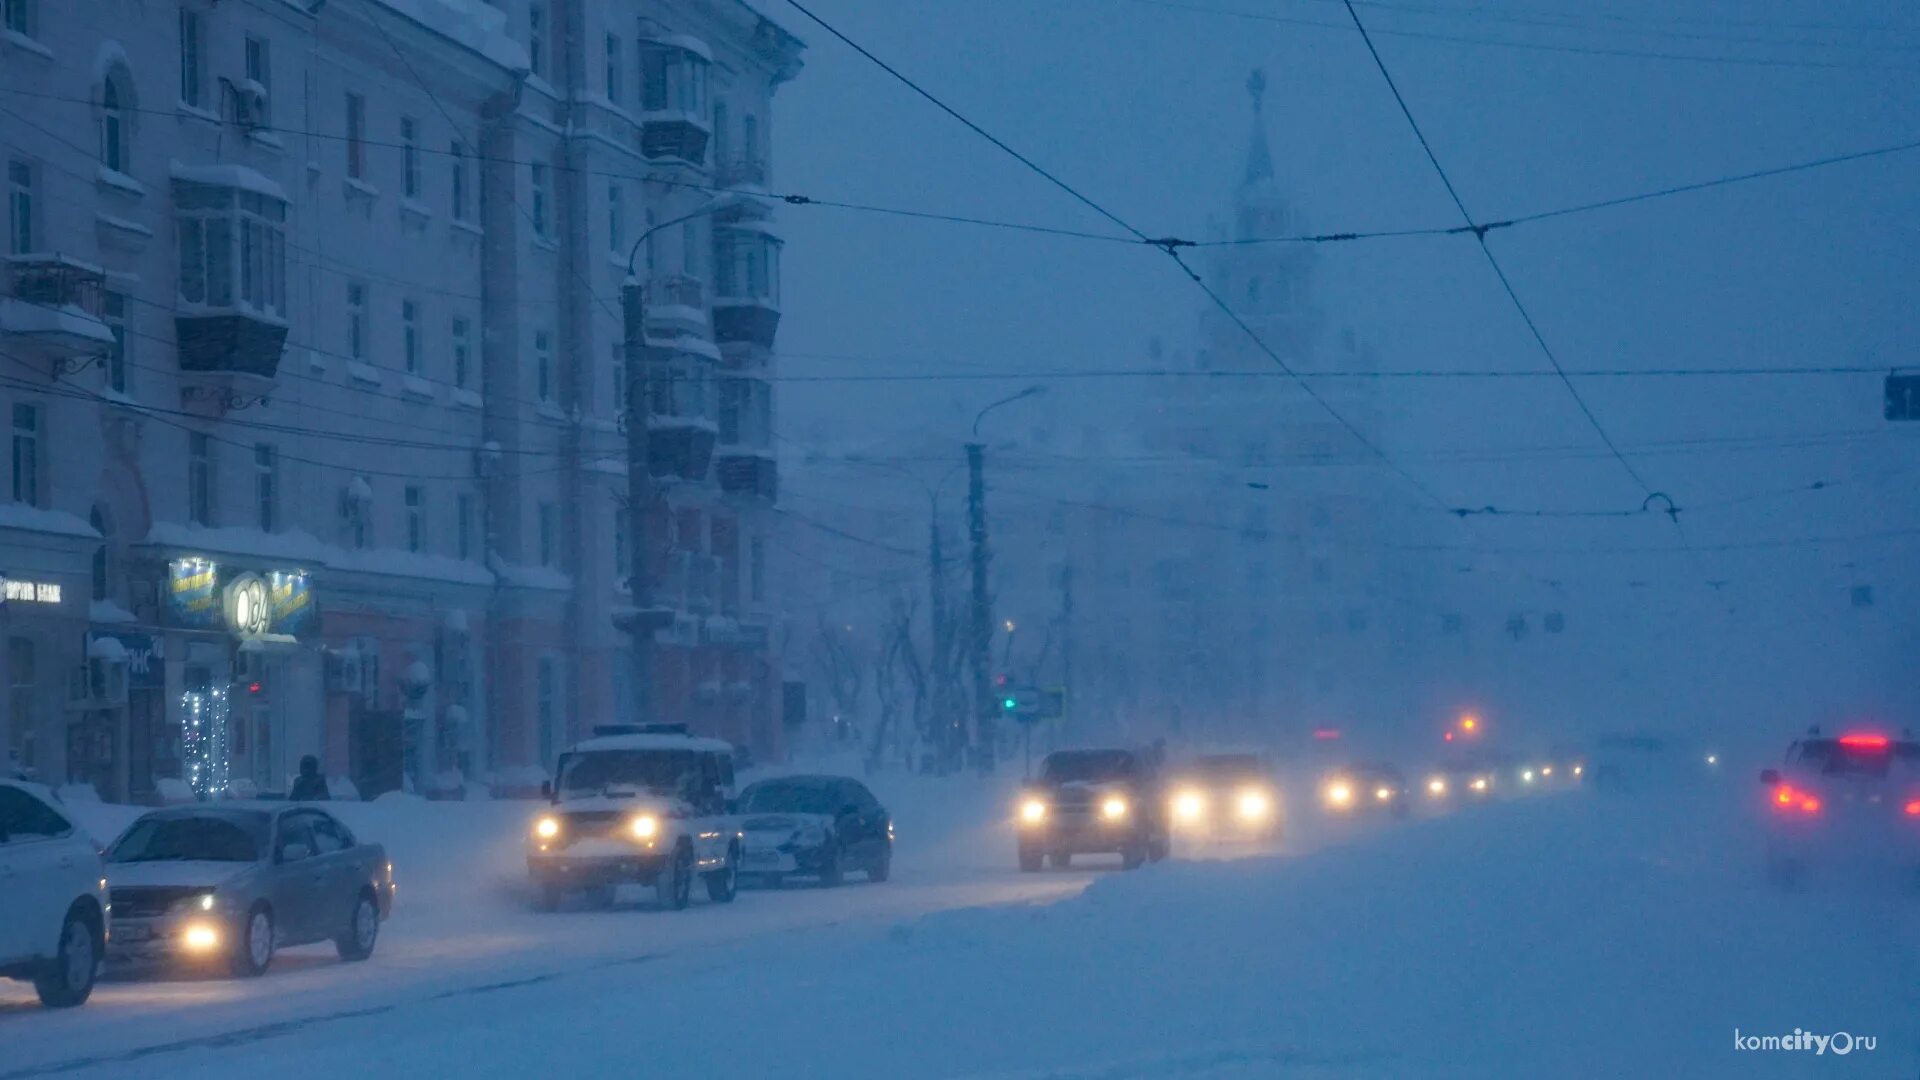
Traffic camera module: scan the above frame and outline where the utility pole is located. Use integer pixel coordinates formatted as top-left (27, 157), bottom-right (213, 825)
top-left (927, 508), bottom-right (952, 768)
top-left (619, 282), bottom-right (656, 725)
top-left (1058, 562), bottom-right (1072, 750)
top-left (966, 440), bottom-right (993, 773)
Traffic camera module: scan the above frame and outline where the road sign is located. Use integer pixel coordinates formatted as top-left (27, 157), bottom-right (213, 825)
top-left (1887, 372), bottom-right (1920, 421)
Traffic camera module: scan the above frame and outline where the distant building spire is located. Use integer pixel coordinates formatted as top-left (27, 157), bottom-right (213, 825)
top-left (1243, 67), bottom-right (1273, 187)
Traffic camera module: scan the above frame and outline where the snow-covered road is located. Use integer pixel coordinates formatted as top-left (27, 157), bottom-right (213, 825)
top-left (5, 773), bottom-right (1916, 1079)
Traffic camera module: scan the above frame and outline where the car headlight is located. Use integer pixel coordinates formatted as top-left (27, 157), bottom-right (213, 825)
top-left (1324, 782), bottom-right (1353, 806)
top-left (1427, 777), bottom-right (1447, 796)
top-left (1471, 777), bottom-right (1489, 792)
top-left (534, 816), bottom-right (561, 840)
top-left (1019, 798), bottom-right (1047, 824)
top-left (1521, 770), bottom-right (1536, 784)
top-left (182, 924), bottom-right (220, 951)
top-left (1237, 789), bottom-right (1270, 820)
top-left (1172, 790), bottom-right (1207, 821)
top-left (1374, 786), bottom-right (1394, 802)
top-left (629, 814), bottom-right (659, 841)
top-left (1100, 796), bottom-right (1129, 820)
top-left (170, 891), bottom-right (220, 915)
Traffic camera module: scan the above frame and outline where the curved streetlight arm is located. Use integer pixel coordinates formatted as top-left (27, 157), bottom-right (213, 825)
top-left (971, 385), bottom-right (1049, 438)
top-left (625, 196), bottom-right (738, 280)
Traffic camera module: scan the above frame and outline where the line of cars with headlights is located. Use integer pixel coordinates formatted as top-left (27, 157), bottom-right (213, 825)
top-left (1016, 748), bottom-right (1170, 870)
top-left (525, 727), bottom-right (893, 909)
top-left (1163, 753), bottom-right (1281, 842)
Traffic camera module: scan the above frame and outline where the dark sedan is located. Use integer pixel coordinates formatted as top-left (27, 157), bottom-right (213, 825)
top-left (734, 776), bottom-right (893, 886)
top-left (105, 804), bottom-right (395, 977)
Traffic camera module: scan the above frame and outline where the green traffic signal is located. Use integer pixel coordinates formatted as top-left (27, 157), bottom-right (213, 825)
top-left (1002, 697), bottom-right (1018, 711)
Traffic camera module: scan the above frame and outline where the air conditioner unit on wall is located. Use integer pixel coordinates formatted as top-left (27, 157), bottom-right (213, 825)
top-left (232, 79), bottom-right (269, 129)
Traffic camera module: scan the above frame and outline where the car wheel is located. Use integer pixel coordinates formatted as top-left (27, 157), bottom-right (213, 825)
top-left (705, 850), bottom-right (739, 903)
top-left (868, 845), bottom-right (892, 883)
top-left (1047, 850), bottom-right (1072, 870)
top-left (231, 905), bottom-right (275, 978)
top-left (1017, 844), bottom-right (1043, 873)
top-left (532, 883), bottom-right (563, 912)
top-left (657, 843), bottom-right (694, 910)
top-left (33, 904), bottom-right (99, 1008)
top-left (335, 891), bottom-right (380, 962)
top-left (818, 842), bottom-right (844, 888)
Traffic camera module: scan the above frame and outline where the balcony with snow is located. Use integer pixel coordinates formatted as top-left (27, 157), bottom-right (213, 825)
top-left (644, 274), bottom-right (708, 336)
top-left (637, 35), bottom-right (712, 167)
top-left (647, 351), bottom-right (717, 483)
top-left (712, 224), bottom-right (781, 350)
top-left (0, 254), bottom-right (114, 361)
top-left (716, 451), bottom-right (777, 502)
top-left (172, 166), bottom-right (292, 405)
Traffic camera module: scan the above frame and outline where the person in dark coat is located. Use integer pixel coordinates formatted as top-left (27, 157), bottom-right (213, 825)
top-left (289, 755), bottom-right (329, 801)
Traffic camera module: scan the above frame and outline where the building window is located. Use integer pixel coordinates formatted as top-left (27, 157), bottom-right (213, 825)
top-left (742, 114), bottom-right (759, 167)
top-left (640, 41), bottom-right (707, 114)
top-left (103, 290), bottom-right (128, 393)
top-left (450, 141), bottom-right (470, 221)
top-left (243, 36), bottom-right (271, 127)
top-left (188, 432), bottom-right (214, 525)
top-left (681, 220), bottom-right (700, 279)
top-left (451, 317), bottom-right (470, 388)
top-left (528, 3), bottom-right (546, 80)
top-left (404, 485), bottom-right (424, 553)
top-left (607, 183), bottom-right (623, 254)
top-left (604, 33), bottom-right (622, 102)
top-left (652, 354), bottom-right (710, 420)
top-left (3, 0), bottom-right (34, 37)
top-left (456, 492), bottom-right (474, 560)
top-left (346, 282), bottom-right (367, 359)
top-left (8, 159), bottom-right (35, 255)
top-left (254, 444), bottom-right (277, 532)
top-left (345, 92), bottom-right (366, 180)
top-left (536, 656), bottom-right (557, 765)
top-left (529, 162), bottom-right (549, 237)
top-left (402, 299), bottom-right (420, 374)
top-left (537, 502), bottom-right (556, 567)
top-left (712, 102), bottom-right (729, 166)
top-left (717, 377), bottom-right (768, 447)
top-left (90, 508), bottom-right (113, 602)
top-left (534, 329), bottom-right (552, 402)
top-left (714, 227), bottom-right (780, 303)
top-left (10, 403), bottom-right (39, 507)
top-left (174, 179), bottom-right (288, 316)
top-left (400, 116), bottom-right (420, 198)
top-left (100, 70), bottom-right (133, 174)
top-left (613, 512), bottom-right (629, 585)
top-left (749, 538), bottom-right (765, 603)
top-left (179, 10), bottom-right (204, 108)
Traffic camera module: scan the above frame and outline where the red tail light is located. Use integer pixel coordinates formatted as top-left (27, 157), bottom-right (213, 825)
top-left (1904, 799), bottom-right (1920, 817)
top-left (1839, 733), bottom-right (1889, 749)
top-left (1772, 785), bottom-right (1820, 814)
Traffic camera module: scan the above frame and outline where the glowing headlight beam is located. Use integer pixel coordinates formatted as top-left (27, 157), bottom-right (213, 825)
top-left (1236, 790), bottom-right (1270, 819)
top-left (1325, 782), bottom-right (1353, 806)
top-left (183, 924), bottom-right (220, 951)
top-left (534, 817), bottom-right (561, 840)
top-left (1374, 786), bottom-right (1393, 802)
top-left (1427, 777), bottom-right (1447, 796)
top-left (630, 815), bottom-right (659, 840)
top-left (1173, 791), bottom-right (1206, 821)
top-left (1101, 796), bottom-right (1129, 820)
top-left (1019, 798), bottom-right (1047, 824)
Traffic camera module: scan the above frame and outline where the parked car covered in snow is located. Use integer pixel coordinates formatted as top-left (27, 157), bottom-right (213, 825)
top-left (1016, 748), bottom-right (1170, 871)
top-left (105, 804), bottom-right (395, 977)
top-left (735, 775), bottom-right (893, 886)
top-left (0, 780), bottom-right (108, 1007)
top-left (526, 727), bottom-right (742, 911)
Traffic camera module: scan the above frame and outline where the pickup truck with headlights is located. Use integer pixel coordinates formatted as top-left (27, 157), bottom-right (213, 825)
top-left (527, 729), bottom-right (742, 911)
top-left (1016, 748), bottom-right (1169, 871)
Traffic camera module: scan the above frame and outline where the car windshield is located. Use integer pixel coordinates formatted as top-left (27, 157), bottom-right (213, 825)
top-left (1042, 751), bottom-right (1138, 782)
top-left (557, 749), bottom-right (699, 798)
top-left (739, 781), bottom-right (838, 815)
top-left (109, 815), bottom-right (266, 863)
top-left (1794, 740), bottom-right (1920, 780)
top-left (1191, 755), bottom-right (1264, 780)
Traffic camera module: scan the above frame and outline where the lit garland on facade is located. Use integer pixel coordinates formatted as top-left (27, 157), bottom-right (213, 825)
top-left (180, 686), bottom-right (230, 797)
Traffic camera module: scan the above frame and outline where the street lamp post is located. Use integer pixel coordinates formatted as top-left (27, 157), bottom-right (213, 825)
top-left (617, 198), bottom-right (735, 724)
top-left (965, 385), bottom-right (1047, 773)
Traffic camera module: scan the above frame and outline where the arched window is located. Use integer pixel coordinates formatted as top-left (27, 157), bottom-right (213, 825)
top-left (100, 68), bottom-right (133, 174)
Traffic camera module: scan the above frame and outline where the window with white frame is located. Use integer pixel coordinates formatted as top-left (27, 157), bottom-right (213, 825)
top-left (100, 67), bottom-right (134, 174)
top-left (400, 116), bottom-right (420, 198)
top-left (450, 141), bottom-right (470, 221)
top-left (528, 3), bottom-right (547, 80)
top-left (103, 290), bottom-right (128, 393)
top-left (712, 102), bottom-right (729, 165)
top-left (3, 0), bottom-right (35, 37)
top-left (174, 180), bottom-right (288, 318)
top-left (451, 317), bottom-right (471, 388)
top-left (244, 36), bottom-right (271, 126)
top-left (537, 502), bottom-right (556, 567)
top-left (743, 114), bottom-right (759, 167)
top-left (717, 376), bottom-right (770, 448)
top-left (714, 227), bottom-right (779, 303)
top-left (254, 444), bottom-right (277, 531)
top-left (346, 282), bottom-right (368, 359)
top-left (179, 10), bottom-right (204, 108)
top-left (5, 160), bottom-right (31, 255)
top-left (651, 354), bottom-right (710, 420)
top-left (402, 298), bottom-right (420, 373)
top-left (749, 537), bottom-right (765, 603)
top-left (405, 485), bottom-right (424, 553)
top-left (680, 220), bottom-right (700, 278)
top-left (640, 40), bottom-right (707, 114)
top-left (345, 93), bottom-right (366, 180)
top-left (529, 162), bottom-right (550, 237)
top-left (11, 403), bottom-right (40, 507)
top-left (607, 183), bottom-right (623, 254)
top-left (605, 34), bottom-right (622, 102)
top-left (534, 329), bottom-right (552, 401)
top-left (188, 432), bottom-right (214, 525)
top-left (456, 492), bottom-right (474, 560)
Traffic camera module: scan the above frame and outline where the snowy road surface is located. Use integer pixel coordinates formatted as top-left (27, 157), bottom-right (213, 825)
top-left (4, 774), bottom-right (1916, 1078)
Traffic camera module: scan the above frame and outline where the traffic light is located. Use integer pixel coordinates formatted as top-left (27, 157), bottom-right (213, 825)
top-left (1001, 694), bottom-right (1018, 713)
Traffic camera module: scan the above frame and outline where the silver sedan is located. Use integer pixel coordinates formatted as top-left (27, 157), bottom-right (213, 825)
top-left (104, 803), bottom-right (395, 977)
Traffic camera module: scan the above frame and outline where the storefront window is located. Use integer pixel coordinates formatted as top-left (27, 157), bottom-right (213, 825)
top-left (7, 637), bottom-right (36, 773)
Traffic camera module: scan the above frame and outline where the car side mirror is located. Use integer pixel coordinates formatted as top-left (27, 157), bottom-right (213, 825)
top-left (540, 780), bottom-right (553, 800)
top-left (279, 842), bottom-right (313, 863)
top-left (1759, 769), bottom-right (1780, 786)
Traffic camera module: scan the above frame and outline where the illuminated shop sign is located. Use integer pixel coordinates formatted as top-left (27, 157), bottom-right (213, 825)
top-left (168, 558), bottom-right (314, 637)
top-left (0, 577), bottom-right (62, 604)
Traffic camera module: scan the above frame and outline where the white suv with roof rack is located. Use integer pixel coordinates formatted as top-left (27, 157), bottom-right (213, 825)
top-left (525, 725), bottom-right (742, 911)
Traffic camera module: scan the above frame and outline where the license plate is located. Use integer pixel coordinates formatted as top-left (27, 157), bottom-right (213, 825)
top-left (115, 924), bottom-right (150, 943)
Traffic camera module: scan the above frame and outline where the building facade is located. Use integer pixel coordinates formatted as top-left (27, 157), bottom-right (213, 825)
top-left (0, 0), bottom-right (800, 800)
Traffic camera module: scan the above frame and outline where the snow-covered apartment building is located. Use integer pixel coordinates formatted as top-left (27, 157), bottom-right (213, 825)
top-left (0, 0), bottom-right (801, 800)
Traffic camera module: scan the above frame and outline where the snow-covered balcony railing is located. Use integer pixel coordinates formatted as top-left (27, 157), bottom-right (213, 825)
top-left (0, 254), bottom-right (114, 356)
top-left (711, 222), bottom-right (782, 350)
top-left (647, 415), bottom-right (717, 483)
top-left (637, 34), bottom-right (712, 167)
top-left (172, 165), bottom-right (292, 399)
top-left (713, 156), bottom-right (768, 191)
top-left (644, 274), bottom-right (707, 335)
top-left (715, 449), bottom-right (777, 502)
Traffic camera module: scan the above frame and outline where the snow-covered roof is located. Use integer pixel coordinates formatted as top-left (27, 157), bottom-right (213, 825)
top-left (371, 0), bottom-right (530, 73)
top-left (170, 161), bottom-right (288, 203)
top-left (639, 33), bottom-right (713, 64)
top-left (569, 733), bottom-right (736, 756)
top-left (0, 503), bottom-right (100, 539)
